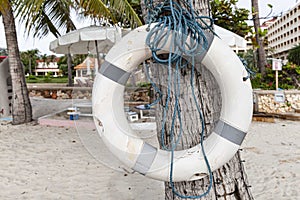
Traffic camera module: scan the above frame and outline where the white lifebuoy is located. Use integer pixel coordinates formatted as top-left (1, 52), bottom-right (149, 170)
top-left (92, 24), bottom-right (253, 182)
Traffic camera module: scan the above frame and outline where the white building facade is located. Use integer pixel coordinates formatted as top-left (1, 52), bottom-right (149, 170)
top-left (267, 2), bottom-right (300, 60)
top-left (34, 61), bottom-right (60, 77)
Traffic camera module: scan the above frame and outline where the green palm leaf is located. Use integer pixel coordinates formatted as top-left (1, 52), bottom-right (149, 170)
top-left (77, 0), bottom-right (143, 28)
top-left (15, 0), bottom-right (76, 38)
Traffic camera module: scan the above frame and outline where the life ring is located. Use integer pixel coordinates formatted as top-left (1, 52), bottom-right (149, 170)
top-left (92, 24), bottom-right (253, 182)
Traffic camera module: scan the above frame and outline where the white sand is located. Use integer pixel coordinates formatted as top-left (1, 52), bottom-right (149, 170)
top-left (242, 120), bottom-right (300, 200)
top-left (0, 98), bottom-right (299, 199)
top-left (0, 121), bottom-right (164, 199)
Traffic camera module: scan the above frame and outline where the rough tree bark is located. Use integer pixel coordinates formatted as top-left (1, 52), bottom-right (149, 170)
top-left (252, 0), bottom-right (267, 75)
top-left (1, 1), bottom-right (32, 124)
top-left (144, 0), bottom-right (254, 199)
top-left (67, 53), bottom-right (74, 86)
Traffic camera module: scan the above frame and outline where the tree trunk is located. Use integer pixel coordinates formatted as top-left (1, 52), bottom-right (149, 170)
top-left (67, 53), bottom-right (73, 86)
top-left (252, 0), bottom-right (267, 75)
top-left (2, 2), bottom-right (32, 124)
top-left (143, 0), bottom-right (253, 199)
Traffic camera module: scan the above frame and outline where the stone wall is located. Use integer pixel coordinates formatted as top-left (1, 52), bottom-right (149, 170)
top-left (28, 86), bottom-right (150, 101)
top-left (29, 87), bottom-right (92, 100)
top-left (254, 90), bottom-right (300, 114)
top-left (28, 86), bottom-right (300, 114)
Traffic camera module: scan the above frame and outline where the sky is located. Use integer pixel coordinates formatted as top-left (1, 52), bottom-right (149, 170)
top-left (0, 0), bottom-right (299, 55)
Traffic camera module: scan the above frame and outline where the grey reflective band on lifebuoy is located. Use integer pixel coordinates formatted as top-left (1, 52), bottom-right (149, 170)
top-left (215, 120), bottom-right (246, 145)
top-left (131, 119), bottom-right (246, 175)
top-left (132, 142), bottom-right (157, 175)
top-left (100, 61), bottom-right (131, 85)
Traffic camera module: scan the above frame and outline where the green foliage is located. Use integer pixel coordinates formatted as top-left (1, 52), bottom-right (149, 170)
top-left (211, 0), bottom-right (251, 37)
top-left (27, 74), bottom-right (37, 80)
top-left (15, 0), bottom-right (76, 38)
top-left (59, 64), bottom-right (68, 75)
top-left (250, 62), bottom-right (300, 90)
top-left (288, 44), bottom-right (300, 65)
top-left (137, 82), bottom-right (151, 87)
top-left (57, 54), bottom-right (86, 75)
top-left (239, 49), bottom-right (256, 71)
top-left (75, 0), bottom-right (143, 28)
top-left (26, 76), bottom-right (68, 83)
top-left (20, 49), bottom-right (40, 74)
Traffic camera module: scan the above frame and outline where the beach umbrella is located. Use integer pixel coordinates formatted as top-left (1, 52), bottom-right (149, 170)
top-left (49, 26), bottom-right (121, 54)
top-left (49, 26), bottom-right (122, 74)
top-left (214, 25), bottom-right (247, 50)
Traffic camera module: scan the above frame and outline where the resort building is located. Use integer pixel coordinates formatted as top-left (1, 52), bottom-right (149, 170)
top-left (267, 2), bottom-right (300, 60)
top-left (34, 58), bottom-right (60, 77)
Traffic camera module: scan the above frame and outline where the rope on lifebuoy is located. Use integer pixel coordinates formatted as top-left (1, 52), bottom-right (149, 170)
top-left (92, 23), bottom-right (252, 183)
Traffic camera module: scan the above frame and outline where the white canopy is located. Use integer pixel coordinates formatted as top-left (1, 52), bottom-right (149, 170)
top-left (49, 26), bottom-right (122, 54)
top-left (49, 25), bottom-right (246, 55)
top-left (214, 25), bottom-right (247, 49)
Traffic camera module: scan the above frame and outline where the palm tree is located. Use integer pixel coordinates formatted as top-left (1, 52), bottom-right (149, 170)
top-left (0, 0), bottom-right (78, 123)
top-left (17, 0), bottom-right (143, 86)
top-left (252, 0), bottom-right (267, 75)
top-left (142, 1), bottom-right (253, 199)
top-left (16, 0), bottom-right (77, 86)
top-left (0, 0), bottom-right (32, 124)
top-left (20, 49), bottom-right (40, 75)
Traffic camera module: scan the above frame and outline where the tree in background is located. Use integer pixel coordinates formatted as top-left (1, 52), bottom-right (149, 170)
top-left (211, 0), bottom-right (251, 37)
top-left (75, 0), bottom-right (143, 28)
top-left (16, 0), bottom-right (77, 86)
top-left (57, 54), bottom-right (87, 76)
top-left (17, 0), bottom-right (143, 86)
top-left (0, 0), bottom-right (32, 124)
top-left (20, 49), bottom-right (40, 75)
top-left (251, 0), bottom-right (267, 75)
top-left (288, 44), bottom-right (300, 65)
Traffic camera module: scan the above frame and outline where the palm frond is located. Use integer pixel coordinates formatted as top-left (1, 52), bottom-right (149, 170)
top-left (15, 0), bottom-right (76, 38)
top-left (75, 0), bottom-right (117, 23)
top-left (76, 0), bottom-right (143, 28)
top-left (0, 0), bottom-right (10, 14)
top-left (112, 0), bottom-right (143, 28)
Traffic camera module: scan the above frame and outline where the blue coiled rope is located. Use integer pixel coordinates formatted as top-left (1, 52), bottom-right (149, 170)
top-left (144, 0), bottom-right (214, 198)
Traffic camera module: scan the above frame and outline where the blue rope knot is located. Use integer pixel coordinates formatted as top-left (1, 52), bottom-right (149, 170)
top-left (145, 1), bottom-right (215, 64)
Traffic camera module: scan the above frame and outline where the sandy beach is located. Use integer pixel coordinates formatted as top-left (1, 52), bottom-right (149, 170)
top-left (242, 120), bottom-right (300, 200)
top-left (0, 98), bottom-right (299, 199)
